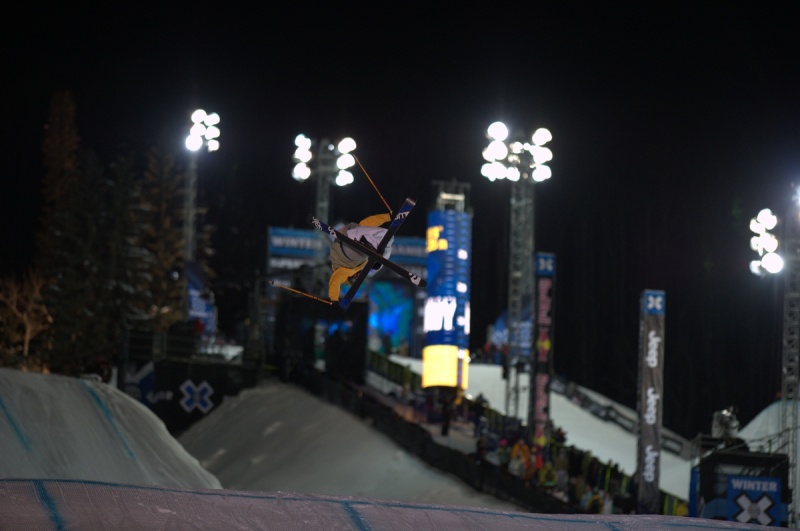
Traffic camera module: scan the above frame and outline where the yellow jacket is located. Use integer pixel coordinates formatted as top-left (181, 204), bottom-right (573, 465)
top-left (328, 213), bottom-right (391, 301)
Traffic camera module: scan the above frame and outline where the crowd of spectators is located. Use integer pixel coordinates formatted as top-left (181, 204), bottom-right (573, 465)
top-left (377, 348), bottom-right (688, 516)
top-left (475, 413), bottom-right (642, 513)
top-left (448, 392), bottom-right (687, 515)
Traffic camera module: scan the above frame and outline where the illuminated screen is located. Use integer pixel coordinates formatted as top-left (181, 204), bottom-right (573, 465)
top-left (422, 345), bottom-right (469, 389)
top-left (423, 209), bottom-right (471, 389)
top-left (368, 281), bottom-right (414, 355)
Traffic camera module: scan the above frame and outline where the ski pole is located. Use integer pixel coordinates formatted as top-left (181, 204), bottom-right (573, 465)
top-left (354, 155), bottom-right (392, 214)
top-left (268, 281), bottom-right (333, 306)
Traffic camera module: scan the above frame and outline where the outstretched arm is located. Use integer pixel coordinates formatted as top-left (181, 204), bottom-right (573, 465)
top-left (357, 213), bottom-right (391, 227)
top-left (329, 264), bottom-right (364, 301)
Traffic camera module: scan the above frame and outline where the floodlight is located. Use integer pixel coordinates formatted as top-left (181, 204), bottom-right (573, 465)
top-left (532, 128), bottom-right (552, 146)
top-left (205, 125), bottom-right (221, 140)
top-left (292, 163), bottom-right (311, 181)
top-left (191, 109), bottom-right (207, 124)
top-left (294, 147), bottom-right (312, 163)
top-left (335, 170), bottom-right (354, 186)
top-left (487, 140), bottom-right (508, 161)
top-left (338, 137), bottom-right (356, 153)
top-left (337, 153), bottom-right (355, 170)
top-left (487, 121), bottom-right (509, 141)
top-left (531, 145), bottom-right (553, 164)
top-left (186, 135), bottom-right (203, 152)
top-left (481, 162), bottom-right (506, 180)
top-left (532, 165), bottom-right (552, 182)
top-left (757, 208), bottom-right (778, 231)
top-left (762, 252), bottom-right (784, 274)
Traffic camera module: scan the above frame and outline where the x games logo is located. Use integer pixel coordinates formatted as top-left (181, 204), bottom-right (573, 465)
top-left (643, 290), bottom-right (665, 315)
top-left (734, 493), bottom-right (774, 526)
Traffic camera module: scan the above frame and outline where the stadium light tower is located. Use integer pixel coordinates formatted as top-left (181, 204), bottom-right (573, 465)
top-left (777, 187), bottom-right (800, 528)
top-left (481, 121), bottom-right (553, 425)
top-left (749, 193), bottom-right (800, 527)
top-left (292, 135), bottom-right (357, 224)
top-left (183, 109), bottom-right (221, 263)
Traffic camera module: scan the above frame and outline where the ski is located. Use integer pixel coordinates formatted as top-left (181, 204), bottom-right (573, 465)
top-left (309, 197), bottom-right (426, 311)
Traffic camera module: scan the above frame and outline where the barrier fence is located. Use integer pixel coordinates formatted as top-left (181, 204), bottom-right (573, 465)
top-left (362, 352), bottom-right (687, 516)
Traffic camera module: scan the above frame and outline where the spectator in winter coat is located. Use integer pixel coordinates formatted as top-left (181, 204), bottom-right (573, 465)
top-left (497, 439), bottom-right (511, 470)
top-left (570, 474), bottom-right (586, 507)
top-left (509, 438), bottom-right (531, 478)
top-left (328, 212), bottom-right (393, 301)
top-left (587, 489), bottom-right (604, 514)
top-left (538, 461), bottom-right (557, 488)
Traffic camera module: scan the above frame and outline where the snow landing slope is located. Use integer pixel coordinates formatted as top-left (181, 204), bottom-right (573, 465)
top-left (0, 368), bottom-right (220, 489)
top-left (177, 380), bottom-right (525, 511)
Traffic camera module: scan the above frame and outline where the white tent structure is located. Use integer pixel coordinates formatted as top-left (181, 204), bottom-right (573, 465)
top-left (739, 401), bottom-right (798, 452)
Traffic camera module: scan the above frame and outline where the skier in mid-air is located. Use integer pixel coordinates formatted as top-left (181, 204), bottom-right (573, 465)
top-left (271, 158), bottom-right (424, 311)
top-left (327, 211), bottom-right (394, 302)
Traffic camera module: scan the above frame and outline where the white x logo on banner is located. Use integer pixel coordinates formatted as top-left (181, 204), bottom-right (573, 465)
top-left (646, 294), bottom-right (663, 312)
top-left (735, 492), bottom-right (774, 526)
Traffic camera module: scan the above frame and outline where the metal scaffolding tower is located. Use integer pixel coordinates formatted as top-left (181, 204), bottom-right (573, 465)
top-left (480, 121), bottom-right (553, 424)
top-left (781, 202), bottom-right (800, 527)
top-left (506, 179), bottom-right (535, 419)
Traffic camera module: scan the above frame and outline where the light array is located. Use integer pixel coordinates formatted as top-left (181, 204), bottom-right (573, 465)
top-left (481, 121), bottom-right (552, 182)
top-left (292, 134), bottom-right (357, 186)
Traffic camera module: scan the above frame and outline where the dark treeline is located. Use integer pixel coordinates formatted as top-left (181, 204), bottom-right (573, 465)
top-left (0, 91), bottom-right (214, 376)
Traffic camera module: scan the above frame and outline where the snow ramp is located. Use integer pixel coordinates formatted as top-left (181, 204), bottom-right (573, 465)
top-left (0, 478), bottom-right (771, 530)
top-left (0, 368), bottom-right (220, 489)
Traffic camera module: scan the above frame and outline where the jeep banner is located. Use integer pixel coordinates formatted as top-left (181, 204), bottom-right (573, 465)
top-left (637, 289), bottom-right (665, 514)
top-left (530, 253), bottom-right (556, 449)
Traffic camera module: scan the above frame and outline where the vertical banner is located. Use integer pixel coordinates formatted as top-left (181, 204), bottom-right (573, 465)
top-left (637, 289), bottom-right (665, 514)
top-left (422, 209), bottom-right (472, 389)
top-left (530, 252), bottom-right (555, 449)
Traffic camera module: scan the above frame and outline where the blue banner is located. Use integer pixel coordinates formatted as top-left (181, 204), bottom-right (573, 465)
top-left (727, 475), bottom-right (782, 526)
top-left (268, 227), bottom-right (325, 258)
top-left (424, 210), bottom-right (471, 348)
top-left (535, 252), bottom-right (556, 277)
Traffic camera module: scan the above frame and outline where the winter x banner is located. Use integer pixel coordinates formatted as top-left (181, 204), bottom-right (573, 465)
top-left (637, 289), bottom-right (665, 514)
top-left (727, 475), bottom-right (782, 526)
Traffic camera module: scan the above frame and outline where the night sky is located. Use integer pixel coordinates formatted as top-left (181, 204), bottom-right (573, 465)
top-left (3, 5), bottom-right (800, 439)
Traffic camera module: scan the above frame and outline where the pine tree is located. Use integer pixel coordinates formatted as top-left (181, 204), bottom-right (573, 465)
top-left (135, 147), bottom-right (186, 333)
top-left (92, 152), bottom-right (156, 369)
top-left (38, 91), bottom-right (80, 234)
top-left (46, 150), bottom-right (109, 374)
top-left (35, 92), bottom-right (146, 374)
top-left (36, 91), bottom-right (86, 374)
